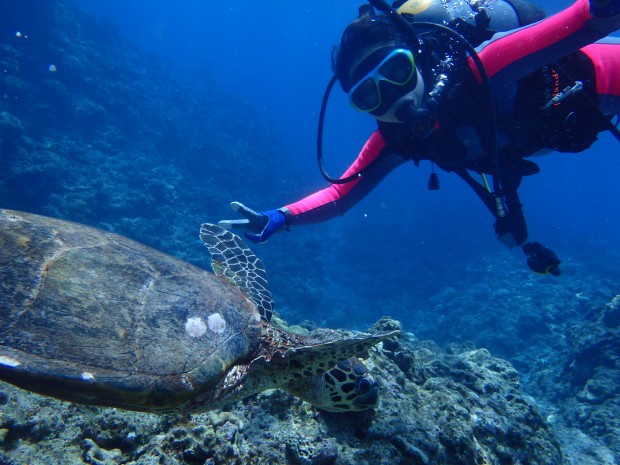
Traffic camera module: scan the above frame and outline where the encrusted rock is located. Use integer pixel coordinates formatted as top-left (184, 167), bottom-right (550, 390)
top-left (82, 438), bottom-right (123, 465)
top-left (552, 295), bottom-right (620, 458)
top-left (0, 318), bottom-right (564, 464)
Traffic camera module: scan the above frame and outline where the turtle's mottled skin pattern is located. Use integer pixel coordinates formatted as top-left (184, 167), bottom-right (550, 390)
top-left (0, 210), bottom-right (263, 412)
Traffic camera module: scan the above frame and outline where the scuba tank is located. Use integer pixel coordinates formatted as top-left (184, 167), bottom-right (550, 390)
top-left (395, 0), bottom-right (546, 46)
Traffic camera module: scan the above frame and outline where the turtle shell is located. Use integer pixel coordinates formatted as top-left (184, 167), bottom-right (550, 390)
top-left (0, 210), bottom-right (263, 412)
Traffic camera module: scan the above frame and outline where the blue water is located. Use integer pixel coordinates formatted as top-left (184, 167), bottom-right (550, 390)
top-left (6, 0), bottom-right (620, 342)
top-left (73, 0), bottom-right (620, 250)
top-left (69, 1), bottom-right (620, 338)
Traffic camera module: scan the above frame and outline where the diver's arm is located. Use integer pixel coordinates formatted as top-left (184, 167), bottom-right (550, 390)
top-left (218, 130), bottom-right (405, 241)
top-left (581, 40), bottom-right (620, 114)
top-left (284, 130), bottom-right (406, 226)
top-left (473, 0), bottom-right (620, 85)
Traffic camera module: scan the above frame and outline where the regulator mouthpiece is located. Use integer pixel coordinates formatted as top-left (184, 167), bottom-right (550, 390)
top-left (395, 102), bottom-right (435, 139)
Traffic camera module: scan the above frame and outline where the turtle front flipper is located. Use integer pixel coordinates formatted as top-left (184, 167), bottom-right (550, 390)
top-left (200, 223), bottom-right (274, 321)
top-left (198, 223), bottom-right (399, 413)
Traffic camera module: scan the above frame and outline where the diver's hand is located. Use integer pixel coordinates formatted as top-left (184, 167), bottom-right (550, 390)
top-left (218, 202), bottom-right (287, 243)
top-left (522, 242), bottom-right (561, 276)
top-left (591, 0), bottom-right (620, 17)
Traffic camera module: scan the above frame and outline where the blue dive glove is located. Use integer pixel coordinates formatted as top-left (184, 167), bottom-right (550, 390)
top-left (591, 0), bottom-right (620, 17)
top-left (218, 201), bottom-right (287, 243)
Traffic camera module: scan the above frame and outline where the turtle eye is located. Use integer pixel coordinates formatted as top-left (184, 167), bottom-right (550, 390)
top-left (356, 377), bottom-right (374, 394)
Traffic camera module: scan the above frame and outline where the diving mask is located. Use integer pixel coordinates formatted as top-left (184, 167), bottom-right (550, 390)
top-left (349, 48), bottom-right (417, 113)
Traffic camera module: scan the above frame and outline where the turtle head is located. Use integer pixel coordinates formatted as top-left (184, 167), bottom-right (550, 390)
top-left (206, 322), bottom-right (400, 413)
top-left (320, 357), bottom-right (380, 411)
top-left (284, 356), bottom-right (381, 412)
top-left (272, 330), bottom-right (399, 412)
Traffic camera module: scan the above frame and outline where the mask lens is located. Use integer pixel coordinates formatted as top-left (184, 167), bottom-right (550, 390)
top-left (350, 78), bottom-right (380, 111)
top-left (379, 51), bottom-right (415, 84)
top-left (349, 49), bottom-right (416, 113)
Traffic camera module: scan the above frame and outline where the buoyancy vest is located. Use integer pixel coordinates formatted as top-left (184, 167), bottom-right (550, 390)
top-left (383, 0), bottom-right (608, 170)
top-left (506, 51), bottom-right (609, 154)
top-left (373, 0), bottom-right (547, 171)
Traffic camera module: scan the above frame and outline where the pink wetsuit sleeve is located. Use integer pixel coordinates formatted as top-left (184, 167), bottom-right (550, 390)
top-left (285, 130), bottom-right (387, 216)
top-left (581, 42), bottom-right (620, 112)
top-left (471, 0), bottom-right (620, 85)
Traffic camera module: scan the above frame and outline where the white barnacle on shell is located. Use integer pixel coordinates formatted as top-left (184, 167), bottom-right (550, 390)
top-left (180, 373), bottom-right (194, 390)
top-left (185, 316), bottom-right (207, 338)
top-left (207, 313), bottom-right (226, 334)
top-left (0, 356), bottom-right (21, 367)
top-left (81, 372), bottom-right (95, 382)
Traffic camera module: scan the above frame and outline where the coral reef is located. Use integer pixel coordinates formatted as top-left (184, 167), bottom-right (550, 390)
top-left (0, 318), bottom-right (562, 465)
top-left (527, 295), bottom-right (620, 464)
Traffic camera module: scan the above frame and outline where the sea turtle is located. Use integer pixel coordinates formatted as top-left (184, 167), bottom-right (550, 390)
top-left (0, 209), bottom-right (397, 413)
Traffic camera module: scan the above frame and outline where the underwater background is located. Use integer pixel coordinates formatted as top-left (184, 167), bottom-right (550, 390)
top-left (57, 0), bottom-right (620, 340)
top-left (0, 0), bottom-right (619, 463)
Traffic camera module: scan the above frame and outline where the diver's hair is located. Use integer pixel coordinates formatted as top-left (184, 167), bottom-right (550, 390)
top-left (334, 13), bottom-right (408, 92)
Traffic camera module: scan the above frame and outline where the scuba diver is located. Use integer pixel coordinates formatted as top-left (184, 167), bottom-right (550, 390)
top-left (219, 0), bottom-right (620, 276)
